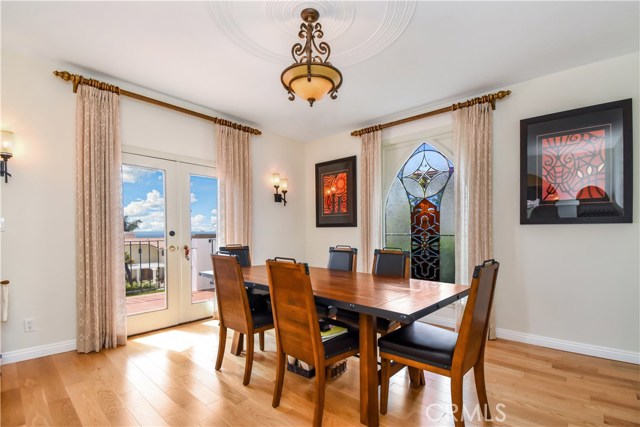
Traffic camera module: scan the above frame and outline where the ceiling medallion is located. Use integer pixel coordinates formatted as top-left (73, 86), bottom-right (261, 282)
top-left (208, 1), bottom-right (416, 67)
top-left (280, 8), bottom-right (342, 107)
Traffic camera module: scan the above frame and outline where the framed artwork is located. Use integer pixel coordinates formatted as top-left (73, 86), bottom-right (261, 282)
top-left (520, 98), bottom-right (632, 224)
top-left (315, 156), bottom-right (357, 227)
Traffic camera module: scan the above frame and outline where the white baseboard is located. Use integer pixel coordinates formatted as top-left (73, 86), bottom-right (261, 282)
top-left (495, 328), bottom-right (639, 364)
top-left (424, 316), bottom-right (639, 365)
top-left (1, 339), bottom-right (77, 365)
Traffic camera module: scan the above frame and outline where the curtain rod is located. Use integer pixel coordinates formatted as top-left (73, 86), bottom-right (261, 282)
top-left (351, 90), bottom-right (511, 137)
top-left (53, 70), bottom-right (262, 136)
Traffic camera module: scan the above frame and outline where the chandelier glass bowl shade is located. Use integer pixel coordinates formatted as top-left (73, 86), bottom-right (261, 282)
top-left (281, 8), bottom-right (342, 107)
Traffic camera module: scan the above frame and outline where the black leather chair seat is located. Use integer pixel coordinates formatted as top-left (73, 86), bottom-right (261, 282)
top-left (335, 308), bottom-right (397, 332)
top-left (323, 329), bottom-right (359, 360)
top-left (251, 309), bottom-right (274, 329)
top-left (378, 322), bottom-right (458, 370)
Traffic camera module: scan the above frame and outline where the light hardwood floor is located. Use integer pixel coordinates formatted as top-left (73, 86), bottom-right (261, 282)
top-left (1, 319), bottom-right (639, 426)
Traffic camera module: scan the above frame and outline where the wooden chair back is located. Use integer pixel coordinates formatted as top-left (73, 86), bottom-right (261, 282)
top-left (218, 244), bottom-right (252, 267)
top-left (454, 259), bottom-right (500, 372)
top-left (266, 259), bottom-right (323, 367)
top-left (327, 245), bottom-right (358, 272)
top-left (372, 248), bottom-right (410, 278)
top-left (211, 254), bottom-right (252, 335)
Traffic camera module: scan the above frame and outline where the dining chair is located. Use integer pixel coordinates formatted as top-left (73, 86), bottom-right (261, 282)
top-left (372, 247), bottom-right (410, 278)
top-left (327, 245), bottom-right (358, 271)
top-left (218, 244), bottom-right (269, 310)
top-left (378, 259), bottom-right (500, 427)
top-left (218, 244), bottom-right (251, 267)
top-left (266, 258), bottom-right (359, 427)
top-left (211, 253), bottom-right (274, 386)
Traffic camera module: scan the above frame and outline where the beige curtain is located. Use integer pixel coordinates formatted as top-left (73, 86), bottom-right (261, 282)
top-left (76, 85), bottom-right (126, 353)
top-left (453, 103), bottom-right (496, 339)
top-left (360, 130), bottom-right (382, 272)
top-left (216, 125), bottom-right (252, 251)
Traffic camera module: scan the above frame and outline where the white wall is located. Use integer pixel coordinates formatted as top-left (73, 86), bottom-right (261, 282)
top-left (0, 50), bottom-right (305, 358)
top-left (492, 53), bottom-right (639, 355)
top-left (304, 53), bottom-right (639, 360)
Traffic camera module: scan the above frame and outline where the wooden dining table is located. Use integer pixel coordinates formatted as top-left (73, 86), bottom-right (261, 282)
top-left (201, 265), bottom-right (469, 426)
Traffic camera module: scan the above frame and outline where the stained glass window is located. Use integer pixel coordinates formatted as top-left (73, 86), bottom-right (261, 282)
top-left (384, 143), bottom-right (455, 282)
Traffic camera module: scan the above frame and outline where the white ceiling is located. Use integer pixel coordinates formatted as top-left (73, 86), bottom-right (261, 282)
top-left (2, 1), bottom-right (638, 142)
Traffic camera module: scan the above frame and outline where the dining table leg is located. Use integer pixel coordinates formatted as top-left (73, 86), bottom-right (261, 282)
top-left (231, 331), bottom-right (244, 356)
top-left (359, 313), bottom-right (379, 426)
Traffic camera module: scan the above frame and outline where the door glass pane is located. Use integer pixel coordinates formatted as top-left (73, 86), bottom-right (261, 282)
top-left (122, 165), bottom-right (167, 315)
top-left (189, 174), bottom-right (218, 304)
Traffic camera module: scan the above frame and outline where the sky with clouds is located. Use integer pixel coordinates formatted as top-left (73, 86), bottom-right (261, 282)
top-left (122, 165), bottom-right (217, 234)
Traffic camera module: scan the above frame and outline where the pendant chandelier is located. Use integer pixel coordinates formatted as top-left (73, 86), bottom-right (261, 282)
top-left (280, 8), bottom-right (343, 107)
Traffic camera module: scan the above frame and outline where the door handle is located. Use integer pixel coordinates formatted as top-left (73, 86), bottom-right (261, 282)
top-left (168, 245), bottom-right (177, 251)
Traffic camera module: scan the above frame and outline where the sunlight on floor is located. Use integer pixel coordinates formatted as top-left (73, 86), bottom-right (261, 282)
top-left (133, 329), bottom-right (203, 352)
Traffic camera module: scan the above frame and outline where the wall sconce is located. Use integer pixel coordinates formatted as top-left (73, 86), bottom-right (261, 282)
top-left (0, 131), bottom-right (14, 183)
top-left (272, 173), bottom-right (288, 207)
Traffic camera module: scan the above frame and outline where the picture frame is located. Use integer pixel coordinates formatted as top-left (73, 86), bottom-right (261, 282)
top-left (315, 156), bottom-right (357, 227)
top-left (520, 99), bottom-right (632, 224)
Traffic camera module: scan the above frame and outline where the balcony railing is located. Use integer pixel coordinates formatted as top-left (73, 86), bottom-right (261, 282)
top-left (124, 238), bottom-right (165, 296)
top-left (123, 235), bottom-right (217, 297)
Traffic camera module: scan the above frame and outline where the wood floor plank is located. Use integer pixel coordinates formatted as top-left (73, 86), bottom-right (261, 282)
top-left (117, 362), bottom-right (184, 418)
top-left (1, 363), bottom-right (20, 391)
top-left (105, 407), bottom-right (140, 427)
top-left (603, 414), bottom-right (640, 427)
top-left (1, 388), bottom-right (26, 426)
top-left (48, 397), bottom-right (83, 426)
top-left (117, 389), bottom-right (168, 427)
top-left (17, 360), bottom-right (55, 426)
top-left (65, 381), bottom-right (112, 427)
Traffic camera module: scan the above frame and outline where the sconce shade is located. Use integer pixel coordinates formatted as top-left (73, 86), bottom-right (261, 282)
top-left (272, 173), bottom-right (288, 206)
top-left (1, 131), bottom-right (14, 156)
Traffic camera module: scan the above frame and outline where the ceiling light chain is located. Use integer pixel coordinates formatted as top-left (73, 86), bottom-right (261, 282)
top-left (281, 8), bottom-right (343, 107)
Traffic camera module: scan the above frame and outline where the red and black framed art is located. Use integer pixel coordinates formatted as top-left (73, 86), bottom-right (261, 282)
top-left (520, 99), bottom-right (632, 224)
top-left (315, 156), bottom-right (357, 227)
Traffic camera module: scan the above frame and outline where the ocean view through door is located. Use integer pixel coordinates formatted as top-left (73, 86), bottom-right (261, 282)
top-left (122, 153), bottom-right (216, 335)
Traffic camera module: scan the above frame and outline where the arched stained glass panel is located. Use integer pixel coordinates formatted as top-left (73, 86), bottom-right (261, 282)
top-left (384, 143), bottom-right (455, 282)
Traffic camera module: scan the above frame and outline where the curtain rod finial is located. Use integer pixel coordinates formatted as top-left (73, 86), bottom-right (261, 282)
top-left (54, 70), bottom-right (71, 80)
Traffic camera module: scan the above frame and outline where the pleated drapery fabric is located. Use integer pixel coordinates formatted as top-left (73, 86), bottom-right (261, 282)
top-left (76, 85), bottom-right (126, 353)
top-left (360, 130), bottom-right (382, 273)
top-left (215, 124), bottom-right (253, 252)
top-left (453, 102), bottom-right (496, 339)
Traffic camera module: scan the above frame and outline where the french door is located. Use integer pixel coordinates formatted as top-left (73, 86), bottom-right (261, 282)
top-left (122, 153), bottom-right (217, 335)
